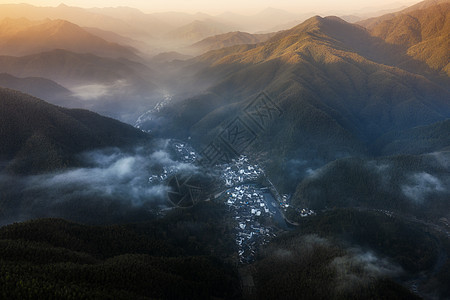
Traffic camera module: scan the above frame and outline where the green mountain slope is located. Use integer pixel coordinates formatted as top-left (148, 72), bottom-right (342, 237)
top-left (0, 203), bottom-right (240, 299)
top-left (0, 88), bottom-right (148, 174)
top-left (373, 119), bottom-right (450, 155)
top-left (292, 151), bottom-right (450, 219)
top-left (150, 15), bottom-right (449, 190)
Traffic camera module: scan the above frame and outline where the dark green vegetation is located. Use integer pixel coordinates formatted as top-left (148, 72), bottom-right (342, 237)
top-left (0, 88), bottom-right (148, 174)
top-left (0, 0), bottom-right (449, 299)
top-left (257, 209), bottom-right (449, 299)
top-left (373, 119), bottom-right (450, 155)
top-left (0, 202), bottom-right (241, 299)
top-left (254, 236), bottom-right (418, 300)
top-left (293, 152), bottom-right (450, 220)
top-left (4, 205), bottom-right (447, 299)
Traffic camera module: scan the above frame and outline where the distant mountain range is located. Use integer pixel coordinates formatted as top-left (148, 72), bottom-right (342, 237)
top-left (165, 19), bottom-right (238, 44)
top-left (0, 18), bottom-right (138, 59)
top-left (0, 48), bottom-right (155, 88)
top-left (0, 3), bottom-right (153, 40)
top-left (189, 31), bottom-right (276, 53)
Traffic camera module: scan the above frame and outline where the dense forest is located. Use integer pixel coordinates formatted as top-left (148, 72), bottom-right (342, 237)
top-left (0, 202), bottom-right (241, 299)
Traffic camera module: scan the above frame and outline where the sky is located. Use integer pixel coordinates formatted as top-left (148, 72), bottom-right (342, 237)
top-left (0, 0), bottom-right (421, 14)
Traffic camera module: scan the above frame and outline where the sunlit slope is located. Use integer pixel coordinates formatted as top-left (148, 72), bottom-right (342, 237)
top-left (180, 16), bottom-right (449, 146)
top-left (148, 15), bottom-right (449, 190)
top-left (0, 18), bottom-right (139, 59)
top-left (363, 1), bottom-right (450, 75)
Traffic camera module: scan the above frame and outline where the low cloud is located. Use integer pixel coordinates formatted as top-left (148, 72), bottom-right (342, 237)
top-left (402, 172), bottom-right (446, 203)
top-left (331, 248), bottom-right (402, 292)
top-left (0, 141), bottom-right (200, 225)
top-left (70, 80), bottom-right (130, 100)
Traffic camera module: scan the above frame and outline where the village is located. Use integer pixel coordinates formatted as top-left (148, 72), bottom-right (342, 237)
top-left (148, 140), bottom-right (198, 184)
top-left (148, 141), bottom-right (316, 263)
top-left (224, 184), bottom-right (278, 264)
top-left (219, 155), bottom-right (264, 187)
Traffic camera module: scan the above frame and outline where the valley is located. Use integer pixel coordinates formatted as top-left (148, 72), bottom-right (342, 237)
top-left (0, 0), bottom-right (449, 298)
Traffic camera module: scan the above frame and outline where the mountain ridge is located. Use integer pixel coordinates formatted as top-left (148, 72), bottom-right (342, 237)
top-left (0, 18), bottom-right (139, 59)
top-left (0, 87), bottom-right (148, 174)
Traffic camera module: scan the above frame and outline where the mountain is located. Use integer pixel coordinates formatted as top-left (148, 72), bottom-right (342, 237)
top-left (364, 1), bottom-right (450, 75)
top-left (189, 31), bottom-right (276, 53)
top-left (0, 49), bottom-right (154, 87)
top-left (0, 17), bottom-right (40, 35)
top-left (0, 18), bottom-right (139, 59)
top-left (88, 6), bottom-right (173, 38)
top-left (151, 51), bottom-right (193, 63)
top-left (292, 151), bottom-right (450, 220)
top-left (373, 119), bottom-right (450, 155)
top-left (0, 87), bottom-right (148, 174)
top-left (0, 49), bottom-right (161, 123)
top-left (358, 0), bottom-right (450, 29)
top-left (0, 205), bottom-right (240, 298)
top-left (165, 20), bottom-right (237, 44)
top-left (216, 8), bottom-right (308, 33)
top-left (0, 73), bottom-right (71, 104)
top-left (0, 3), bottom-right (151, 40)
top-left (149, 15), bottom-right (449, 190)
top-left (150, 11), bottom-right (214, 28)
top-left (83, 26), bottom-right (151, 54)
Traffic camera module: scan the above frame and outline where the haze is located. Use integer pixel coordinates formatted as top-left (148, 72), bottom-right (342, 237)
top-left (0, 0), bottom-right (421, 14)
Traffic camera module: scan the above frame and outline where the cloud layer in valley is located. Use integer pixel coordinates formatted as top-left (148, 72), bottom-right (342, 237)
top-left (0, 140), bottom-right (201, 225)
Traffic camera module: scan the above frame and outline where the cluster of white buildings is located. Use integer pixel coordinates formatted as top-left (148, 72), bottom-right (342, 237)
top-left (172, 141), bottom-right (197, 163)
top-left (220, 155), bottom-right (263, 187)
top-left (225, 185), bottom-right (276, 264)
top-left (294, 208), bottom-right (315, 217)
top-left (148, 166), bottom-right (178, 183)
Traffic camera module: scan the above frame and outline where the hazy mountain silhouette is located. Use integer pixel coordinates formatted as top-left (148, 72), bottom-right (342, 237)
top-left (0, 49), bottom-right (155, 87)
top-left (0, 3), bottom-right (152, 40)
top-left (190, 31), bottom-right (275, 53)
top-left (0, 73), bottom-right (72, 105)
top-left (0, 18), bottom-right (139, 59)
top-left (166, 19), bottom-right (238, 44)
